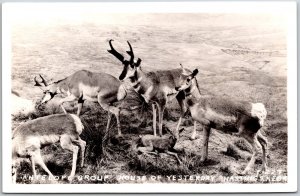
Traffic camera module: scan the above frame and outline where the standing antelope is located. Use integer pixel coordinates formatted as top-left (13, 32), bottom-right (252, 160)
top-left (12, 114), bottom-right (86, 183)
top-left (34, 70), bottom-right (127, 136)
top-left (107, 40), bottom-right (199, 138)
top-left (174, 68), bottom-right (268, 174)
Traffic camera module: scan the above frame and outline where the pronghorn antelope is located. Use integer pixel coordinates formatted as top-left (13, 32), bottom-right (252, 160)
top-left (11, 90), bottom-right (36, 117)
top-left (34, 70), bottom-right (127, 136)
top-left (12, 114), bottom-right (86, 183)
top-left (175, 68), bottom-right (268, 174)
top-left (137, 127), bottom-right (182, 164)
top-left (107, 40), bottom-right (199, 137)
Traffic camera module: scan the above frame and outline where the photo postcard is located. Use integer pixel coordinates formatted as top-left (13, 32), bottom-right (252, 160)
top-left (2, 1), bottom-right (297, 193)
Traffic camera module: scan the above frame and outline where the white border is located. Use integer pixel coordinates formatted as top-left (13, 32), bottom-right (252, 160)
top-left (2, 1), bottom-right (297, 193)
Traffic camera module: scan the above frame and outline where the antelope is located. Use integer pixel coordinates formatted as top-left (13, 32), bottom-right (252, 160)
top-left (34, 70), bottom-right (127, 137)
top-left (174, 67), bottom-right (268, 174)
top-left (11, 90), bottom-right (36, 117)
top-left (12, 114), bottom-right (86, 183)
top-left (107, 40), bottom-right (199, 138)
top-left (137, 127), bottom-right (182, 164)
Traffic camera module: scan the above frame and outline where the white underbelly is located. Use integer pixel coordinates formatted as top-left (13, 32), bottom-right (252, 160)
top-left (83, 94), bottom-right (98, 102)
top-left (39, 135), bottom-right (60, 145)
top-left (79, 83), bottom-right (100, 102)
top-left (190, 104), bottom-right (237, 127)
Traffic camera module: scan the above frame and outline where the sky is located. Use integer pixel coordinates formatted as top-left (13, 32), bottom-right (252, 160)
top-left (4, 3), bottom-right (289, 29)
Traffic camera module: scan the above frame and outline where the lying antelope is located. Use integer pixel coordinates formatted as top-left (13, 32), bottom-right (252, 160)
top-left (108, 40), bottom-right (199, 137)
top-left (137, 128), bottom-right (182, 164)
top-left (34, 70), bottom-right (127, 136)
top-left (175, 68), bottom-right (268, 174)
top-left (11, 90), bottom-right (36, 117)
top-left (12, 114), bottom-right (86, 183)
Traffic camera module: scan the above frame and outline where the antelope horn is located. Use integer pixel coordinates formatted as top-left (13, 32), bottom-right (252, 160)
top-left (126, 41), bottom-right (134, 65)
top-left (107, 39), bottom-right (125, 63)
top-left (39, 74), bottom-right (48, 86)
top-left (34, 76), bottom-right (42, 86)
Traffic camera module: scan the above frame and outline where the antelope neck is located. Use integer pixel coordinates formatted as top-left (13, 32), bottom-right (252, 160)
top-left (56, 79), bottom-right (69, 93)
top-left (185, 83), bottom-right (201, 107)
top-left (131, 69), bottom-right (153, 95)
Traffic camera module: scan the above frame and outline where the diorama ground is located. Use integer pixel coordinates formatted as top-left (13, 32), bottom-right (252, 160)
top-left (11, 14), bottom-right (287, 184)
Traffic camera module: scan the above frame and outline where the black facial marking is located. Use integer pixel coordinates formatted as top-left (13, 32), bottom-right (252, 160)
top-left (134, 70), bottom-right (138, 79)
top-left (186, 98), bottom-right (194, 106)
top-left (137, 87), bottom-right (145, 95)
top-left (78, 95), bottom-right (85, 103)
top-left (128, 70), bottom-right (138, 82)
top-left (49, 92), bottom-right (57, 98)
top-left (133, 82), bottom-right (140, 89)
top-left (129, 76), bottom-right (136, 83)
top-left (119, 64), bottom-right (129, 80)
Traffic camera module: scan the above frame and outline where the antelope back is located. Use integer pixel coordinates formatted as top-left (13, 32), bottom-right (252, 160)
top-left (39, 70), bottom-right (122, 104)
top-left (13, 114), bottom-right (83, 139)
top-left (70, 70), bottom-right (121, 92)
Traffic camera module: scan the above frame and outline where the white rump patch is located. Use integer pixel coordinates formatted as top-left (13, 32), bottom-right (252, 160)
top-left (39, 135), bottom-right (60, 145)
top-left (70, 114), bottom-right (84, 134)
top-left (251, 103), bottom-right (267, 126)
top-left (11, 94), bottom-right (36, 116)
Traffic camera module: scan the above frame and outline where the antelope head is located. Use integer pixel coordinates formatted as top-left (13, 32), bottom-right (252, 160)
top-left (34, 75), bottom-right (58, 104)
top-left (175, 64), bottom-right (199, 92)
top-left (107, 39), bottom-right (141, 81)
top-left (168, 127), bottom-right (180, 141)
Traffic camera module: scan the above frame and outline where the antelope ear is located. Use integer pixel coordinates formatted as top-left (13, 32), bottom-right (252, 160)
top-left (134, 58), bottom-right (141, 67)
top-left (180, 63), bottom-right (185, 72)
top-left (34, 83), bottom-right (42, 87)
top-left (164, 126), bottom-right (172, 135)
top-left (192, 69), bottom-right (199, 77)
top-left (181, 64), bottom-right (191, 76)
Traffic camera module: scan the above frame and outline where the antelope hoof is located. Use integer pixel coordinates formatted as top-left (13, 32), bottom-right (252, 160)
top-left (117, 133), bottom-right (123, 137)
top-left (200, 157), bottom-right (207, 163)
top-left (68, 175), bottom-right (75, 182)
top-left (49, 175), bottom-right (55, 180)
top-left (260, 166), bottom-right (268, 174)
top-left (232, 133), bottom-right (240, 137)
top-left (240, 168), bottom-right (251, 176)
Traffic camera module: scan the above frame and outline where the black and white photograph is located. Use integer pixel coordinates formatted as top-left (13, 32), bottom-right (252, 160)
top-left (2, 2), bottom-right (297, 193)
